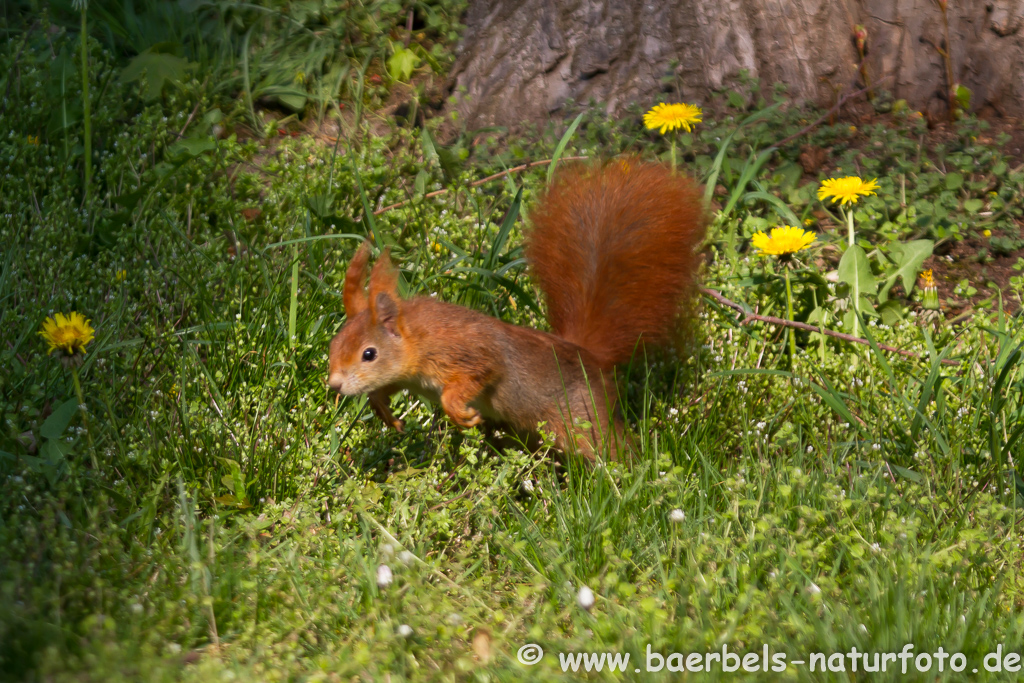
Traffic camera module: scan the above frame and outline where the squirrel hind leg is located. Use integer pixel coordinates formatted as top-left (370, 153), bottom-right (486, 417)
top-left (554, 385), bottom-right (628, 461)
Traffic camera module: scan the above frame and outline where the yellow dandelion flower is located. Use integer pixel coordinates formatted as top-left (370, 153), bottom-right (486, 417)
top-left (751, 226), bottom-right (816, 257)
top-left (643, 103), bottom-right (703, 134)
top-left (817, 176), bottom-right (879, 206)
top-left (39, 312), bottom-right (95, 357)
top-left (920, 269), bottom-right (935, 287)
top-left (983, 229), bottom-right (991, 238)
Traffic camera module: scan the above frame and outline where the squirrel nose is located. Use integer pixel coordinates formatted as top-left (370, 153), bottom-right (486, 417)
top-left (327, 372), bottom-right (345, 392)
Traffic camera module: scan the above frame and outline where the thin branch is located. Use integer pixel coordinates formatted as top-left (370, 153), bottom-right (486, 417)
top-left (372, 156), bottom-right (590, 215)
top-left (702, 288), bottom-right (960, 365)
top-left (175, 79), bottom-right (210, 139)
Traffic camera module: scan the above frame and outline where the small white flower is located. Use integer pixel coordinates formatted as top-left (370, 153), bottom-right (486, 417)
top-left (521, 479), bottom-right (535, 493)
top-left (669, 509), bottom-right (685, 524)
top-left (376, 564), bottom-right (393, 588)
top-left (398, 550), bottom-right (416, 566)
top-left (577, 585), bottom-right (596, 610)
top-left (397, 624), bottom-right (413, 638)
top-left (380, 543), bottom-right (396, 559)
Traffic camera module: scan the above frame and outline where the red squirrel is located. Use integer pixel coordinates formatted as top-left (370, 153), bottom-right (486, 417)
top-left (327, 159), bottom-right (707, 458)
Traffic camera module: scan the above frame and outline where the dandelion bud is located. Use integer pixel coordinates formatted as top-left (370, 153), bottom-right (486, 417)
top-left (919, 269), bottom-right (940, 310)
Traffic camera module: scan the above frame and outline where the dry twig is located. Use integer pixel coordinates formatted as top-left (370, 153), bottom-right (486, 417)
top-left (702, 287), bottom-right (959, 366)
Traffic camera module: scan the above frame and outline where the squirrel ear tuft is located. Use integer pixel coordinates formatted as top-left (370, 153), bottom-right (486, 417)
top-left (372, 291), bottom-right (403, 337)
top-left (343, 241), bottom-right (372, 317)
top-left (368, 246), bottom-right (400, 299)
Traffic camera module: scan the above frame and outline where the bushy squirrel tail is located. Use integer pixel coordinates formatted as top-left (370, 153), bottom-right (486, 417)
top-left (525, 159), bottom-right (707, 370)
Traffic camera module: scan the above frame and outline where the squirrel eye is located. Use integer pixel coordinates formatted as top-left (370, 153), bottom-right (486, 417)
top-left (362, 347), bottom-right (377, 362)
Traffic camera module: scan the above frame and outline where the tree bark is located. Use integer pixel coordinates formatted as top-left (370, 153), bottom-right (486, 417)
top-left (447, 0), bottom-right (1024, 128)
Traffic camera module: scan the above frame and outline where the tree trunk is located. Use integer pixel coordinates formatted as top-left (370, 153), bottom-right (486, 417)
top-left (447, 0), bottom-right (1024, 128)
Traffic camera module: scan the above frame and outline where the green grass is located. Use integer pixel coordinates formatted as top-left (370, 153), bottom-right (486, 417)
top-left (2, 17), bottom-right (1024, 683)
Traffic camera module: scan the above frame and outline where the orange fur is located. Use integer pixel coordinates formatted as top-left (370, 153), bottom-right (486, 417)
top-left (525, 159), bottom-right (706, 370)
top-left (327, 159), bottom-right (707, 458)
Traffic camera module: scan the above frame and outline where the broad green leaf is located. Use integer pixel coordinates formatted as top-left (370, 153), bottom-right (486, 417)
top-left (955, 84), bottom-right (972, 110)
top-left (388, 47), bottom-right (420, 82)
top-left (837, 245), bottom-right (875, 308)
top-left (879, 239), bottom-right (934, 302)
top-left (41, 398), bottom-right (80, 440)
top-left (878, 299), bottom-right (905, 325)
top-left (890, 464), bottom-right (924, 483)
top-left (945, 172), bottom-right (964, 190)
top-left (259, 86), bottom-right (307, 112)
top-left (964, 198), bottom-right (983, 213)
top-left (122, 48), bottom-right (191, 101)
top-left (165, 136), bottom-right (216, 163)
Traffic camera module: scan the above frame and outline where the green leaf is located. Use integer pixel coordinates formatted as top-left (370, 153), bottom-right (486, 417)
top-left (963, 198), bottom-right (984, 213)
top-left (889, 464), bottom-right (924, 483)
top-left (878, 299), bottom-right (905, 325)
top-left (121, 47), bottom-right (191, 101)
top-left (259, 86), bottom-right (307, 112)
top-left (305, 193), bottom-right (334, 219)
top-left (879, 239), bottom-right (934, 301)
top-left (945, 172), bottom-right (964, 190)
top-left (421, 127), bottom-right (439, 167)
top-left (41, 398), bottom-right (80, 440)
top-left (742, 191), bottom-right (802, 227)
top-left (165, 136), bottom-right (216, 164)
top-left (727, 90), bottom-right (746, 109)
top-left (955, 85), bottom-right (972, 110)
top-left (387, 46), bottom-right (420, 82)
top-left (838, 245), bottom-right (876, 307)
top-left (548, 113), bottom-right (584, 185)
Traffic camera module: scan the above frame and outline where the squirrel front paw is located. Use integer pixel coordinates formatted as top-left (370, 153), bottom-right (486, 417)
top-left (448, 406), bottom-right (483, 428)
top-left (440, 382), bottom-right (485, 429)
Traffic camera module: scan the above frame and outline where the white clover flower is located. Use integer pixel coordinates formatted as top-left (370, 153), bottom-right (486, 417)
top-left (397, 624), bottom-right (413, 638)
top-left (577, 585), bottom-right (596, 610)
top-left (376, 564), bottom-right (393, 588)
top-left (669, 509), bottom-right (685, 524)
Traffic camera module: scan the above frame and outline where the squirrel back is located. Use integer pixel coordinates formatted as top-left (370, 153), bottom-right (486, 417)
top-left (525, 159), bottom-right (707, 370)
